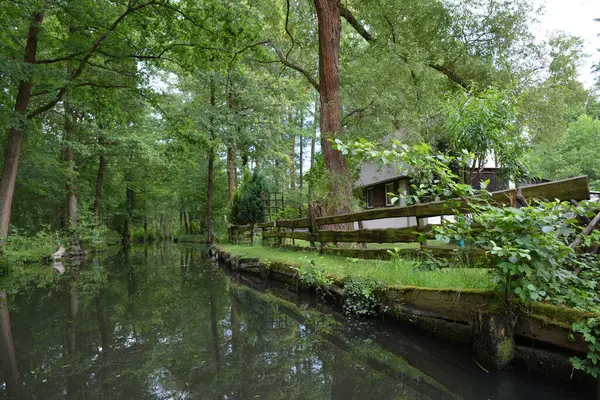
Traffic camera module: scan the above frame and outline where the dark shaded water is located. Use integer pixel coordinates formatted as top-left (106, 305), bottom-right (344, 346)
top-left (0, 245), bottom-right (593, 399)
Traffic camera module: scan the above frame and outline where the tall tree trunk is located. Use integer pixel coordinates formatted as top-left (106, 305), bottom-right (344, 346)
top-left (227, 86), bottom-right (237, 202)
top-left (184, 211), bottom-right (189, 235)
top-left (206, 79), bottom-right (216, 244)
top-left (63, 104), bottom-right (81, 252)
top-left (123, 174), bottom-right (134, 245)
top-left (93, 155), bottom-right (106, 228)
top-left (309, 99), bottom-right (318, 202)
top-left (63, 24), bottom-right (81, 253)
top-left (289, 112), bottom-right (296, 190)
top-left (0, 291), bottom-right (20, 399)
top-left (227, 147), bottom-right (236, 202)
top-left (0, 13), bottom-right (44, 237)
top-left (314, 0), bottom-right (352, 215)
top-left (299, 112), bottom-right (304, 191)
top-left (64, 123), bottom-right (80, 252)
top-left (207, 150), bottom-right (215, 243)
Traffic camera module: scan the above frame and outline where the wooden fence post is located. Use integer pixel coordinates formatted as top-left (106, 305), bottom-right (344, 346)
top-left (357, 220), bottom-right (367, 249)
top-left (309, 204), bottom-right (317, 248)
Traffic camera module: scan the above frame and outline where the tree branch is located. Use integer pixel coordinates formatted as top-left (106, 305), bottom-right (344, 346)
top-left (35, 52), bottom-right (86, 64)
top-left (339, 5), bottom-right (375, 42)
top-left (74, 82), bottom-right (133, 89)
top-left (428, 63), bottom-right (470, 90)
top-left (341, 99), bottom-right (376, 127)
top-left (339, 5), bottom-right (471, 90)
top-left (273, 48), bottom-right (319, 91)
top-left (27, 2), bottom-right (155, 119)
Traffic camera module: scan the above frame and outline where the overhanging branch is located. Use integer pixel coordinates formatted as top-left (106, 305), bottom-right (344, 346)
top-left (274, 48), bottom-right (319, 91)
top-left (428, 63), bottom-right (470, 90)
top-left (339, 5), bottom-right (375, 42)
top-left (339, 4), bottom-right (471, 90)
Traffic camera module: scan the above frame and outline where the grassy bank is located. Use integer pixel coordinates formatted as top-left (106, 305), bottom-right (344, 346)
top-left (219, 244), bottom-right (493, 290)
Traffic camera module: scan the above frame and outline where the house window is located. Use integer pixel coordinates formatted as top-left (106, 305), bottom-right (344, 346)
top-left (385, 182), bottom-right (396, 206)
top-left (365, 187), bottom-right (374, 208)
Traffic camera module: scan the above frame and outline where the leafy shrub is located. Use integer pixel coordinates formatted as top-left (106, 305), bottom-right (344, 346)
top-left (1, 228), bottom-right (63, 264)
top-left (292, 257), bottom-right (333, 289)
top-left (342, 276), bottom-right (387, 317)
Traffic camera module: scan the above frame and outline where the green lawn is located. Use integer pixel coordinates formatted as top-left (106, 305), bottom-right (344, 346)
top-left (219, 244), bottom-right (494, 290)
top-left (264, 238), bottom-right (453, 250)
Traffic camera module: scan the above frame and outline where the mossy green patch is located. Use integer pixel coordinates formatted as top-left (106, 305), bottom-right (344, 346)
top-left (220, 244), bottom-right (494, 290)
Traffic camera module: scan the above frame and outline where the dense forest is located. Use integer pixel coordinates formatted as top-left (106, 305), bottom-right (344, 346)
top-left (0, 0), bottom-right (599, 251)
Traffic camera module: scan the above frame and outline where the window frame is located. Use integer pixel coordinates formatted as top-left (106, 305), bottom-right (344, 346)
top-left (385, 182), bottom-right (396, 206)
top-left (365, 187), bottom-right (374, 209)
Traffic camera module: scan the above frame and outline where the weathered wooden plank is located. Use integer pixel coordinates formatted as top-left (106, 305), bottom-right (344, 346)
top-left (318, 226), bottom-right (432, 243)
top-left (315, 176), bottom-right (589, 226)
top-left (275, 218), bottom-right (311, 228)
top-left (320, 247), bottom-right (391, 260)
top-left (229, 225), bottom-right (252, 233)
top-left (515, 176), bottom-right (589, 203)
top-left (262, 231), bottom-right (314, 241)
top-left (257, 221), bottom-right (276, 228)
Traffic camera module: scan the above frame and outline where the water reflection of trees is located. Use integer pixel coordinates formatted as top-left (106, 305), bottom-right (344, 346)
top-left (1, 246), bottom-right (454, 399)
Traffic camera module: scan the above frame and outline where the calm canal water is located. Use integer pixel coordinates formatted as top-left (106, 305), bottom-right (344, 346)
top-left (0, 244), bottom-right (594, 399)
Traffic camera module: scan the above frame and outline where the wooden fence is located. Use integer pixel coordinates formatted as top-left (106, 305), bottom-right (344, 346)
top-left (229, 176), bottom-right (590, 260)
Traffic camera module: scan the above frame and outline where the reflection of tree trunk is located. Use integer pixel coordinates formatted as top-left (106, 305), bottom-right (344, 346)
top-left (95, 290), bottom-right (109, 352)
top-left (67, 267), bottom-right (79, 354)
top-left (0, 290), bottom-right (21, 399)
top-left (124, 248), bottom-right (136, 298)
top-left (330, 346), bottom-right (354, 400)
top-left (0, 13), bottom-right (44, 237)
top-left (67, 265), bottom-right (81, 399)
top-left (230, 302), bottom-right (240, 354)
top-left (209, 273), bottom-right (221, 370)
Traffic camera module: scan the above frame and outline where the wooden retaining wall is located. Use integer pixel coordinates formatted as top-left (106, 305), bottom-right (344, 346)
top-left (211, 245), bottom-right (593, 380)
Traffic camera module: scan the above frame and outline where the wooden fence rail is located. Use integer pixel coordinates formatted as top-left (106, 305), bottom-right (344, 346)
top-left (230, 176), bottom-right (590, 260)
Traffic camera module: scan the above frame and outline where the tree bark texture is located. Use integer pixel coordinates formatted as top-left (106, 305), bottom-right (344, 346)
top-left (314, 0), bottom-right (353, 216)
top-left (63, 89), bottom-right (81, 252)
top-left (289, 112), bottom-right (296, 189)
top-left (207, 148), bottom-right (215, 243)
top-left (93, 155), bottom-right (106, 228)
top-left (206, 81), bottom-right (216, 243)
top-left (227, 146), bottom-right (236, 202)
top-left (226, 74), bottom-right (238, 202)
top-left (0, 13), bottom-right (44, 237)
top-left (123, 175), bottom-right (134, 244)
